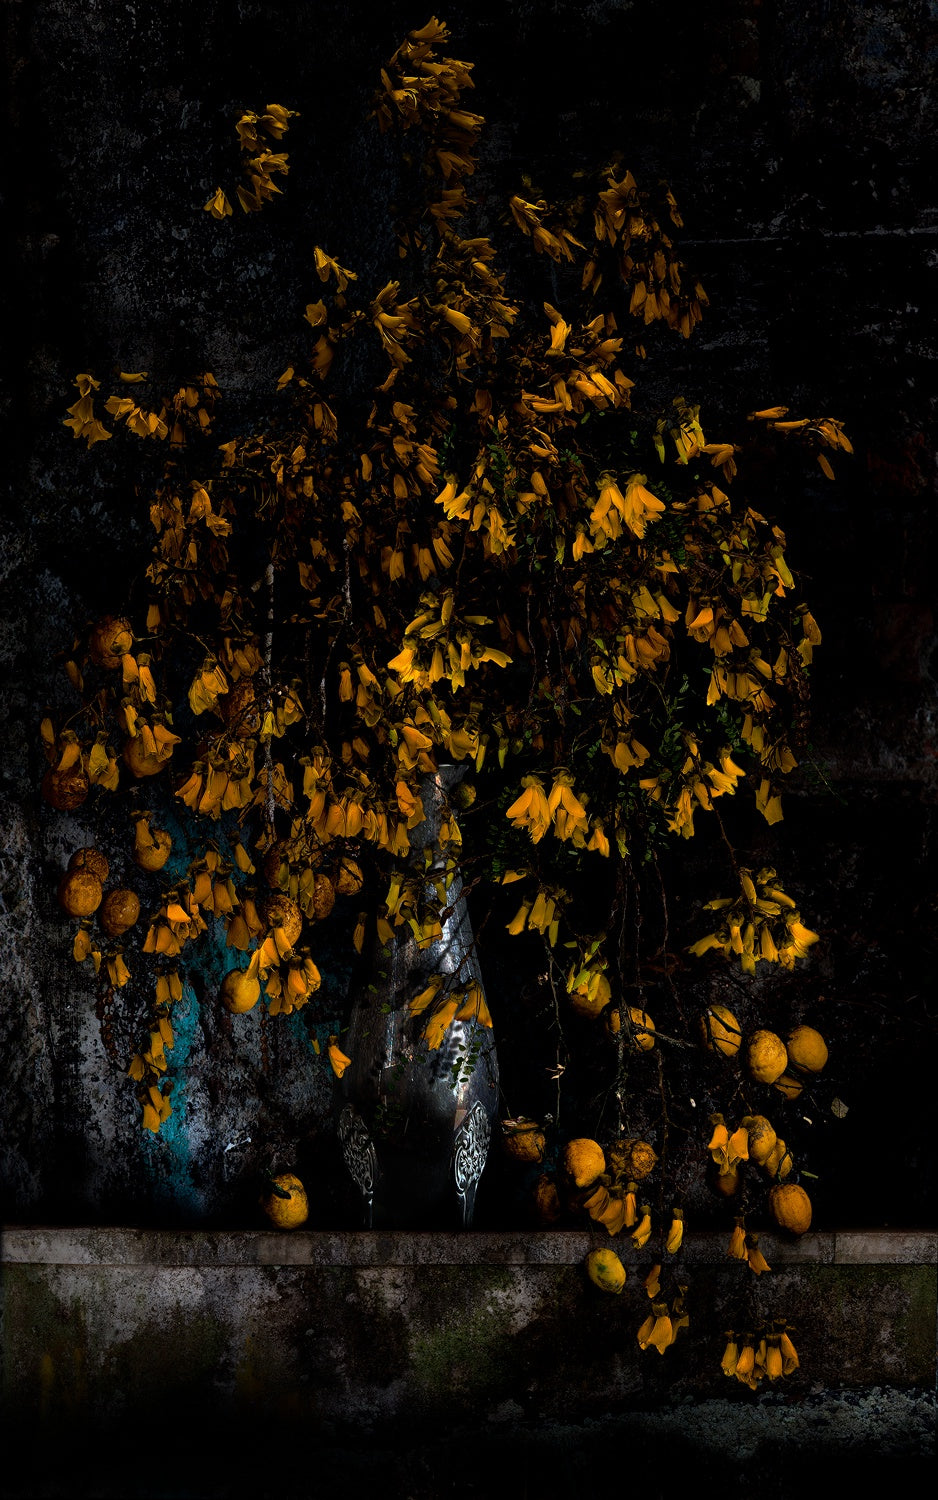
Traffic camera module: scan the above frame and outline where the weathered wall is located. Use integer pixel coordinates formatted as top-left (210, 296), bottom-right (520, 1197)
top-left (2, 0), bottom-right (937, 1226)
top-left (2, 1230), bottom-right (935, 1496)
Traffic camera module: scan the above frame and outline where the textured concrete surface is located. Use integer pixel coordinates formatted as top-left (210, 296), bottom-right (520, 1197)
top-left (3, 1231), bottom-right (935, 1443)
top-left (3, 1225), bottom-right (936, 1266)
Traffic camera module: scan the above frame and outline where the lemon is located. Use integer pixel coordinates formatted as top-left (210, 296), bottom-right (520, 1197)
top-left (89, 615), bottom-right (133, 669)
top-left (57, 869), bottom-right (103, 918)
top-left (532, 1174), bottom-right (562, 1226)
top-left (221, 969), bottom-right (262, 1014)
top-left (563, 1137), bottom-right (605, 1188)
top-left (100, 888), bottom-right (141, 938)
top-left (123, 736), bottom-right (166, 779)
top-left (762, 1138), bottom-right (793, 1180)
top-left (264, 894), bottom-right (303, 947)
top-left (585, 1248), bottom-right (626, 1294)
top-left (746, 1029), bottom-right (788, 1084)
top-left (501, 1118), bottom-right (546, 1164)
top-left (68, 847), bottom-right (110, 882)
top-left (133, 820), bottom-right (172, 872)
top-left (699, 1004), bottom-right (741, 1056)
top-left (769, 1182), bottom-right (812, 1235)
top-left (773, 1071), bottom-right (803, 1099)
top-left (786, 1025), bottom-right (828, 1074)
top-left (569, 976), bottom-right (610, 1019)
top-left (42, 765), bottom-right (90, 811)
top-left (310, 873), bottom-right (336, 921)
top-left (261, 1173), bottom-right (309, 1229)
top-left (335, 857), bottom-right (364, 895)
top-left (743, 1115), bottom-right (777, 1166)
top-left (610, 1137), bottom-right (658, 1181)
top-left (607, 1006), bottom-right (655, 1049)
top-left (219, 678), bottom-right (261, 733)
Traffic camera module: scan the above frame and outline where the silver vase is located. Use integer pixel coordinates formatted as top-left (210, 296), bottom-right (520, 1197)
top-left (336, 765), bottom-right (498, 1228)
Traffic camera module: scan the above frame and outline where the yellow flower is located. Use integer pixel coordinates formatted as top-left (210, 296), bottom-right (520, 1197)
top-left (631, 1205), bottom-right (652, 1248)
top-left (666, 1210), bottom-right (684, 1254)
top-left (327, 1038), bottom-right (352, 1078)
top-left (779, 1329), bottom-right (800, 1374)
top-left (641, 1302), bottom-right (673, 1354)
top-left (727, 1218), bottom-right (747, 1260)
top-left (745, 1234), bottom-right (771, 1275)
top-left (622, 1182), bottom-right (638, 1228)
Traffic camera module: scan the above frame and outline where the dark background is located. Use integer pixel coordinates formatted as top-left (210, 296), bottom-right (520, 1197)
top-left (2, 0), bottom-right (936, 1229)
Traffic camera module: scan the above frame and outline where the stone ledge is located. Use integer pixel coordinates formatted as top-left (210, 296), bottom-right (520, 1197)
top-left (2, 1225), bottom-right (935, 1267)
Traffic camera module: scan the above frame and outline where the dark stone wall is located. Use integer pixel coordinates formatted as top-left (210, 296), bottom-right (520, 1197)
top-left (3, 1), bottom-right (937, 1226)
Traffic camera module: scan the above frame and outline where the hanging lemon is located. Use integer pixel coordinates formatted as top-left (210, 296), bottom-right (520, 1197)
top-left (746, 1029), bottom-right (788, 1084)
top-left (89, 615), bottom-right (133, 669)
top-left (585, 1248), bottom-right (626, 1294)
top-left (607, 1006), bottom-right (655, 1050)
top-left (42, 765), bottom-right (90, 811)
top-left (743, 1115), bottom-right (777, 1166)
top-left (68, 847), bottom-right (110, 881)
top-left (221, 969), bottom-right (262, 1014)
top-left (532, 1174), bottom-right (562, 1226)
top-left (786, 1025), bottom-right (828, 1074)
top-left (260, 1173), bottom-right (309, 1229)
top-left (123, 736), bottom-right (165, 778)
top-left (699, 1004), bottom-right (741, 1056)
top-left (133, 818), bottom-right (172, 872)
top-left (563, 1138), bottom-right (605, 1188)
top-left (100, 889), bottom-right (141, 938)
top-left (769, 1182), bottom-right (812, 1235)
top-left (264, 894), bottom-right (303, 947)
top-left (501, 1118), bottom-right (546, 1163)
top-left (58, 868), bottom-right (103, 918)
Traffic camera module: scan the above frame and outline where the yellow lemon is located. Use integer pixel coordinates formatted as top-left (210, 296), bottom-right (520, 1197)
top-left (773, 1071), bottom-right (803, 1099)
top-left (608, 1006), bottom-right (655, 1049)
top-left (585, 1248), bottom-right (626, 1294)
top-left (563, 1138), bottom-right (605, 1188)
top-left (261, 1173), bottom-right (309, 1229)
top-left (133, 820), bottom-right (172, 872)
top-left (335, 857), bottom-right (364, 895)
top-left (746, 1029), bottom-right (788, 1084)
top-left (221, 969), bottom-right (261, 1014)
top-left (57, 868), bottom-right (103, 918)
top-left (68, 847), bottom-right (110, 882)
top-left (769, 1182), bottom-right (812, 1235)
top-left (699, 1004), bottom-right (741, 1056)
top-left (89, 615), bottom-right (133, 669)
top-left (762, 1138), bottom-right (793, 1180)
top-left (100, 888), bottom-right (141, 938)
top-left (264, 894), bottom-right (303, 947)
top-left (42, 765), bottom-right (90, 811)
top-left (532, 1174), bottom-right (562, 1226)
top-left (743, 1115), bottom-right (777, 1166)
top-left (786, 1025), bottom-right (828, 1074)
top-left (501, 1119), bottom-right (546, 1164)
top-left (123, 736), bottom-right (166, 778)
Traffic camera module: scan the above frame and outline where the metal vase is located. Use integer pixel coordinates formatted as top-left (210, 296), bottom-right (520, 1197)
top-left (336, 765), bottom-right (498, 1229)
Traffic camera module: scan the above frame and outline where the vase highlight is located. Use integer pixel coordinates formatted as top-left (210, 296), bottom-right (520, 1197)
top-left (336, 765), bottom-right (498, 1228)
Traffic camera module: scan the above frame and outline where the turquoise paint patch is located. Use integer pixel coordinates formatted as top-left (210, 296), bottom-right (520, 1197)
top-left (140, 978), bottom-right (205, 1218)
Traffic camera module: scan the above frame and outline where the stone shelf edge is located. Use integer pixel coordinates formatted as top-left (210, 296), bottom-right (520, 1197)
top-left (2, 1226), bottom-right (935, 1268)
